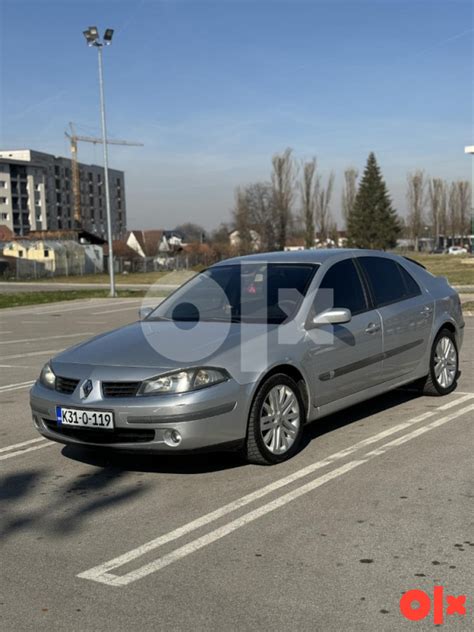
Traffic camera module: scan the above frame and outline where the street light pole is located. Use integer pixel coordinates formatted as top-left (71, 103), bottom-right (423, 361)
top-left (465, 146), bottom-right (474, 249)
top-left (96, 44), bottom-right (116, 297)
top-left (83, 27), bottom-right (116, 298)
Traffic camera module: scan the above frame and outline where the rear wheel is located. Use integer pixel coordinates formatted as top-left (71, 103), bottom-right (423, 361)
top-left (420, 328), bottom-right (459, 396)
top-left (244, 374), bottom-right (305, 465)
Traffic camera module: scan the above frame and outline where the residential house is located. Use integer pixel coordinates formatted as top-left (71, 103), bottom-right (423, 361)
top-left (229, 229), bottom-right (261, 251)
top-left (1, 239), bottom-right (86, 275)
top-left (126, 230), bottom-right (163, 258)
top-left (126, 230), bottom-right (184, 268)
top-left (28, 229), bottom-right (105, 273)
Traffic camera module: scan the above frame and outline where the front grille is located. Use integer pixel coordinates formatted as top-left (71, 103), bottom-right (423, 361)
top-left (102, 381), bottom-right (141, 398)
top-left (43, 419), bottom-right (154, 444)
top-left (55, 376), bottom-right (80, 395)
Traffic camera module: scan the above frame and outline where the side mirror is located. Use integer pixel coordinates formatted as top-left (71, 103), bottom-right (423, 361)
top-left (310, 308), bottom-right (352, 327)
top-left (139, 306), bottom-right (154, 320)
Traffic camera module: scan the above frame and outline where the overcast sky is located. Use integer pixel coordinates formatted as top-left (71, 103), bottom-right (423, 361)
top-left (1, 0), bottom-right (472, 231)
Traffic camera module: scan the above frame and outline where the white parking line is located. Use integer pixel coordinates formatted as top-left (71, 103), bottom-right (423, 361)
top-left (0, 380), bottom-right (36, 392)
top-left (2, 299), bottom-right (142, 317)
top-left (76, 320), bottom-right (106, 325)
top-left (365, 404), bottom-right (474, 456)
top-left (0, 437), bottom-right (46, 453)
top-left (87, 461), bottom-right (367, 587)
top-left (437, 392), bottom-right (474, 409)
top-left (1, 349), bottom-right (62, 361)
top-left (78, 395), bottom-right (474, 587)
top-left (92, 306), bottom-right (142, 315)
top-left (0, 333), bottom-right (93, 345)
top-left (0, 441), bottom-right (53, 461)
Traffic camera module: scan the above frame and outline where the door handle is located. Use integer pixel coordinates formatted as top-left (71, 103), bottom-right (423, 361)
top-left (420, 306), bottom-right (433, 316)
top-left (365, 322), bottom-right (380, 334)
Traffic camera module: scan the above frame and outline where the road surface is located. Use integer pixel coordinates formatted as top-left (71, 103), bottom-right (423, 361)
top-left (0, 298), bottom-right (472, 631)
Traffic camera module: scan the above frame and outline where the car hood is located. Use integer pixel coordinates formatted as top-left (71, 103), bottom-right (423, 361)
top-left (52, 320), bottom-right (271, 373)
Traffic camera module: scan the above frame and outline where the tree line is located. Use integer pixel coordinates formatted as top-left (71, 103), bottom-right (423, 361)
top-left (228, 149), bottom-right (401, 253)
top-left (175, 150), bottom-right (471, 259)
top-left (406, 171), bottom-right (471, 250)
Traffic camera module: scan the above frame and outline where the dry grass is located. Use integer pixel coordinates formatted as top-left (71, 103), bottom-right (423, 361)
top-left (0, 289), bottom-right (150, 309)
top-left (6, 269), bottom-right (195, 286)
top-left (399, 253), bottom-right (474, 286)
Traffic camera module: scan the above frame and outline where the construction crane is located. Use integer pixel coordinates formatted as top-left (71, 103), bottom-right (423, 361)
top-left (65, 122), bottom-right (143, 227)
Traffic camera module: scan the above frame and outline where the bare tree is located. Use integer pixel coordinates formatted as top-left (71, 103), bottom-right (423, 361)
top-left (232, 187), bottom-right (253, 255)
top-left (448, 182), bottom-right (460, 244)
top-left (299, 158), bottom-right (317, 249)
top-left (341, 167), bottom-right (358, 228)
top-left (315, 172), bottom-right (335, 242)
top-left (438, 180), bottom-right (448, 239)
top-left (406, 170), bottom-right (426, 251)
top-left (447, 180), bottom-right (472, 245)
top-left (456, 180), bottom-right (471, 241)
top-left (210, 223), bottom-right (232, 260)
top-left (271, 148), bottom-right (296, 250)
top-left (173, 222), bottom-right (207, 244)
top-left (328, 220), bottom-right (339, 247)
top-left (232, 182), bottom-right (277, 253)
top-left (245, 182), bottom-right (277, 251)
top-left (427, 178), bottom-right (445, 246)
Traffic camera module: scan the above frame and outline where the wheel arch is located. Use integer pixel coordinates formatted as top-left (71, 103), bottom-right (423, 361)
top-left (433, 319), bottom-right (461, 349)
top-left (252, 363), bottom-right (310, 418)
top-left (438, 320), bottom-right (456, 335)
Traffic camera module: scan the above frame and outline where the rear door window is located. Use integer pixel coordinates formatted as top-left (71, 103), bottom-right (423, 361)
top-left (357, 257), bottom-right (417, 307)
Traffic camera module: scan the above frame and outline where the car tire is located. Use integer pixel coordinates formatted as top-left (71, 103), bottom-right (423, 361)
top-left (243, 374), bottom-right (306, 465)
top-left (419, 327), bottom-right (459, 396)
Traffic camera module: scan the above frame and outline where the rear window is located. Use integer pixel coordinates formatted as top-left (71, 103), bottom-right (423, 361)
top-left (398, 264), bottom-right (422, 298)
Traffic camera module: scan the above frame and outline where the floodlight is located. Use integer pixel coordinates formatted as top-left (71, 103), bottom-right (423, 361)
top-left (83, 27), bottom-right (99, 45)
top-left (104, 28), bottom-right (114, 44)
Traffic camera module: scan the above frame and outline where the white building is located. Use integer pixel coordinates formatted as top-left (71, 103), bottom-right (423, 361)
top-left (229, 229), bottom-right (261, 251)
top-left (0, 149), bottom-right (126, 238)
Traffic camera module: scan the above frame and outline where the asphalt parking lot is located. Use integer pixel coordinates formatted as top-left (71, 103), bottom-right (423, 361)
top-left (0, 298), bottom-right (473, 631)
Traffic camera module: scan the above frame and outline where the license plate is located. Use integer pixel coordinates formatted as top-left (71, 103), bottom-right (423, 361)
top-left (56, 407), bottom-right (114, 430)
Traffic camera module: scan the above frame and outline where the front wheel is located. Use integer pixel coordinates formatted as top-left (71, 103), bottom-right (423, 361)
top-left (420, 328), bottom-right (459, 396)
top-left (243, 374), bottom-right (306, 465)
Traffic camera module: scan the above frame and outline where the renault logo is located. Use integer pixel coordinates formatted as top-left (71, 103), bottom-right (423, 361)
top-left (82, 379), bottom-right (93, 399)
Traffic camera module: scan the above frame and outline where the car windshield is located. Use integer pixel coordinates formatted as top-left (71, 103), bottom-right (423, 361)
top-left (149, 263), bottom-right (318, 324)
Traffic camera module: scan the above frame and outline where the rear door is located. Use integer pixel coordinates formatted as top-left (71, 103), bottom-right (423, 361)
top-left (356, 256), bottom-right (433, 381)
top-left (304, 257), bottom-right (384, 407)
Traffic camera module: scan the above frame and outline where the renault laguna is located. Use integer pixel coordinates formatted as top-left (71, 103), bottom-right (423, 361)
top-left (30, 250), bottom-right (463, 464)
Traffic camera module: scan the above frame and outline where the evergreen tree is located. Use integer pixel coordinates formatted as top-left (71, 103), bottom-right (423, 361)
top-left (347, 152), bottom-right (400, 250)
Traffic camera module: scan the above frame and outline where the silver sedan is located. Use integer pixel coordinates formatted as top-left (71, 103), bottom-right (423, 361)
top-left (30, 249), bottom-right (464, 464)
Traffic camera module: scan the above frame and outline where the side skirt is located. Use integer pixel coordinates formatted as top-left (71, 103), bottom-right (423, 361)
top-left (308, 370), bottom-right (428, 423)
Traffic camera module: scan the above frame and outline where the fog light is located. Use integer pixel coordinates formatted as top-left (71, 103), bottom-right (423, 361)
top-left (164, 429), bottom-right (182, 447)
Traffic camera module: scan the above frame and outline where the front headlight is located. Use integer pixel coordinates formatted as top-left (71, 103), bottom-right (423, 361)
top-left (138, 367), bottom-right (229, 396)
top-left (39, 363), bottom-right (56, 390)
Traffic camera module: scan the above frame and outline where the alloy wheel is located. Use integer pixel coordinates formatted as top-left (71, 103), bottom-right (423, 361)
top-left (434, 336), bottom-right (457, 389)
top-left (259, 385), bottom-right (301, 455)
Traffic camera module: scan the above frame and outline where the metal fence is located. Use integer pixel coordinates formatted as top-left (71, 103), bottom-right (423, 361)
top-left (1, 256), bottom-right (89, 280)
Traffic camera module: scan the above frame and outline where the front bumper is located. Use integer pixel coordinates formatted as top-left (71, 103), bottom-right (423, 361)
top-left (30, 379), bottom-right (253, 453)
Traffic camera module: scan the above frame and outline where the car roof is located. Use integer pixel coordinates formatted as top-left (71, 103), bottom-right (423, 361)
top-left (213, 248), bottom-right (393, 266)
